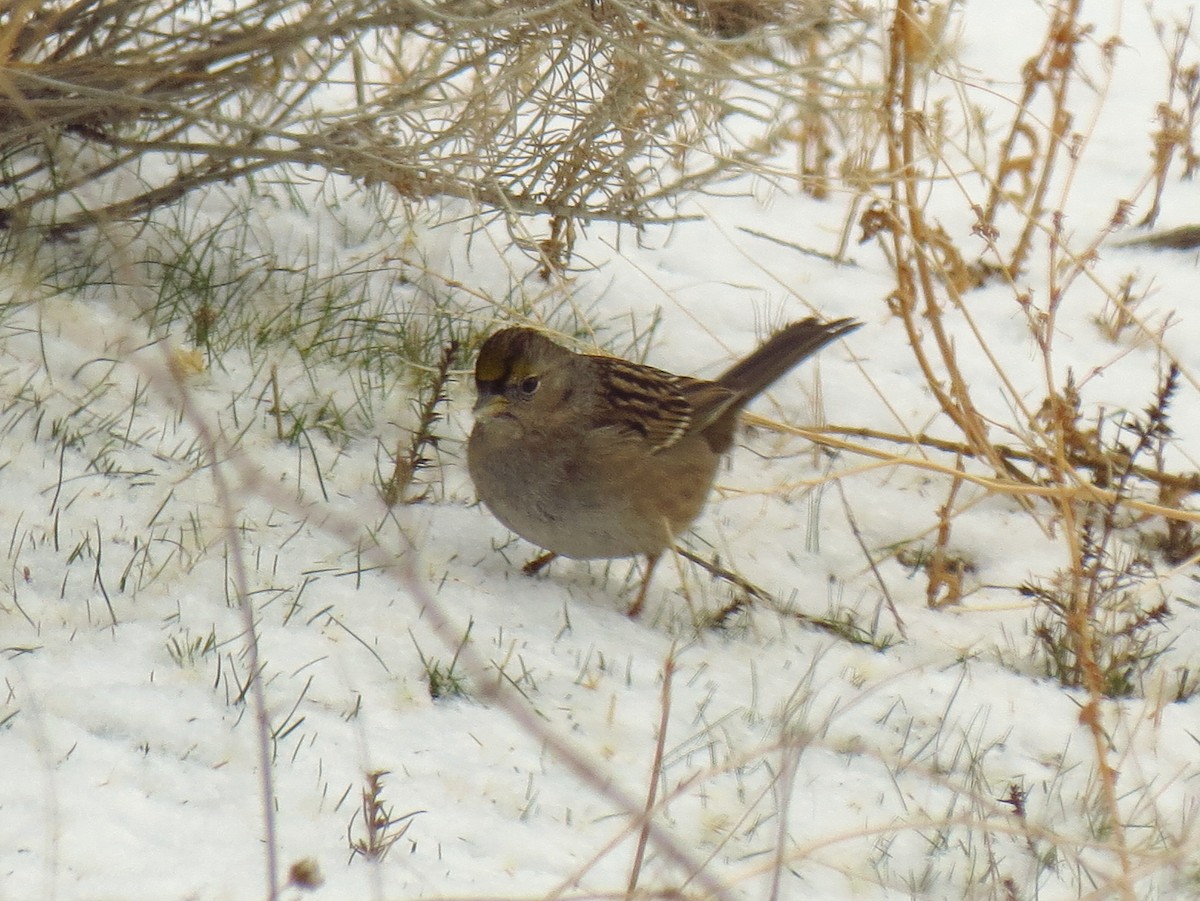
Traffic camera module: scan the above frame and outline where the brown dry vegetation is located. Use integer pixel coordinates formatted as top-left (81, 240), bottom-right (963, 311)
top-left (0, 0), bottom-right (855, 240)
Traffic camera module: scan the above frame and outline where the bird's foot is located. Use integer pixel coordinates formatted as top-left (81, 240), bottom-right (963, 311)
top-left (522, 551), bottom-right (558, 576)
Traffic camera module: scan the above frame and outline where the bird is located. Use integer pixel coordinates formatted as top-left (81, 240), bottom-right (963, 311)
top-left (466, 316), bottom-right (861, 616)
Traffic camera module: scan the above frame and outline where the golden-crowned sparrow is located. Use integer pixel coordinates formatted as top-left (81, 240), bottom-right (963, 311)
top-left (467, 317), bottom-right (860, 615)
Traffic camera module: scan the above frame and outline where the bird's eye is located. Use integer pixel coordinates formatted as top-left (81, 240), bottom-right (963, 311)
top-left (518, 376), bottom-right (540, 396)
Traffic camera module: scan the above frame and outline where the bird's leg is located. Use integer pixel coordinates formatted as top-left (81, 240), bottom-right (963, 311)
top-left (626, 552), bottom-right (661, 618)
top-left (522, 551), bottom-right (558, 576)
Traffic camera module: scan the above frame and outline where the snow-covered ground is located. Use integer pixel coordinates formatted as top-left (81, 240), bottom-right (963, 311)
top-left (4, 2), bottom-right (1200, 899)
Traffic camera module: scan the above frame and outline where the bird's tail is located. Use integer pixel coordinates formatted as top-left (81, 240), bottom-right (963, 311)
top-left (716, 317), bottom-right (861, 401)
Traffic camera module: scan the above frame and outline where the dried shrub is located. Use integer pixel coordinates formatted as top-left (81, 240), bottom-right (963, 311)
top-left (0, 0), bottom-right (869, 238)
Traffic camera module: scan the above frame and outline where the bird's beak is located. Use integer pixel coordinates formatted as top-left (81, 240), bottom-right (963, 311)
top-left (473, 392), bottom-right (508, 416)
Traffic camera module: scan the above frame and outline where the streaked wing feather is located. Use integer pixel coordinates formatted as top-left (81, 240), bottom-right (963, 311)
top-left (679, 378), bottom-right (743, 431)
top-left (592, 358), bottom-right (738, 452)
top-left (593, 358), bottom-right (692, 451)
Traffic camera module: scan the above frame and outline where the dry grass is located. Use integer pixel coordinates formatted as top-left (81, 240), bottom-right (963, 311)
top-left (0, 0), bottom-right (866, 243)
top-left (831, 2), bottom-right (1200, 896)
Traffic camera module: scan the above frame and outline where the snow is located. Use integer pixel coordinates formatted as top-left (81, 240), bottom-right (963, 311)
top-left (4, 1), bottom-right (1200, 899)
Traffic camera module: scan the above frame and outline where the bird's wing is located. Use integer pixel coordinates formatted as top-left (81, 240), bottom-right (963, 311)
top-left (591, 357), bottom-right (737, 453)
